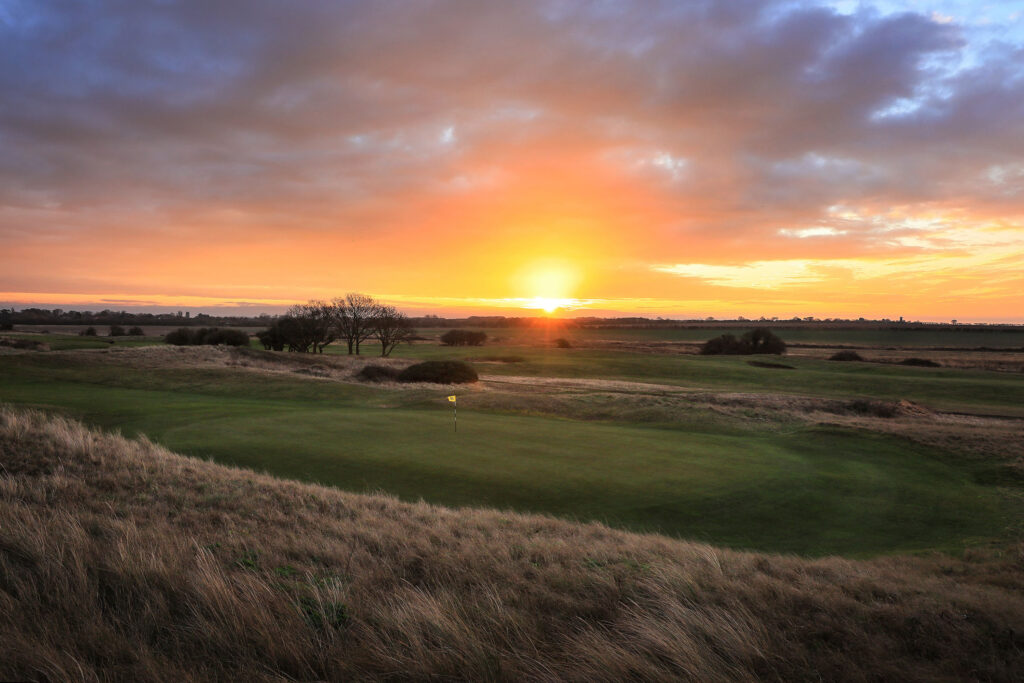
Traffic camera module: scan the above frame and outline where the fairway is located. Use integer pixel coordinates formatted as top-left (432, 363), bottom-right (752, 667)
top-left (388, 343), bottom-right (1024, 416)
top-left (0, 349), bottom-right (1018, 557)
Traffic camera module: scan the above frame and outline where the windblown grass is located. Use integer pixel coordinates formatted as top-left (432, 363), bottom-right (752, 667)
top-left (1, 406), bottom-right (1022, 681)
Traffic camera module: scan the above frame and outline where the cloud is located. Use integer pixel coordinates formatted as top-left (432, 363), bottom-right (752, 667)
top-left (0, 0), bottom-right (1021, 318)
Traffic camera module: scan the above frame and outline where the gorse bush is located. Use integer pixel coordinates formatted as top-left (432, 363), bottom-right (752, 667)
top-left (440, 330), bottom-right (487, 346)
top-left (128, 326), bottom-right (145, 336)
top-left (830, 350), bottom-right (864, 361)
top-left (700, 328), bottom-right (786, 355)
top-left (397, 360), bottom-right (478, 384)
top-left (79, 327), bottom-right (97, 337)
top-left (108, 325), bottom-right (126, 337)
top-left (164, 328), bottom-right (250, 347)
top-left (554, 338), bottom-right (572, 349)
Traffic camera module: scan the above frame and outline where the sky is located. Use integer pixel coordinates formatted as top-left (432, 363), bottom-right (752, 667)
top-left (1, 0), bottom-right (1023, 321)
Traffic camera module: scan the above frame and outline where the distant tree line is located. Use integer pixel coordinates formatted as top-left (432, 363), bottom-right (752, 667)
top-left (4, 307), bottom-right (273, 328)
top-left (257, 294), bottom-right (414, 357)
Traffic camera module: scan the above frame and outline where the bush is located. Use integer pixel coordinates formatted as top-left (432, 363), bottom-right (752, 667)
top-left (128, 326), bottom-right (145, 336)
top-left (164, 328), bottom-right (249, 347)
top-left (900, 357), bottom-right (941, 368)
top-left (202, 328), bottom-right (250, 346)
top-left (700, 328), bottom-right (786, 355)
top-left (397, 360), bottom-right (478, 384)
top-left (109, 325), bottom-right (126, 337)
top-left (829, 350), bottom-right (863, 361)
top-left (164, 328), bottom-right (193, 345)
top-left (554, 338), bottom-right (572, 349)
top-left (79, 327), bottom-right (97, 337)
top-left (356, 365), bottom-right (400, 382)
top-left (256, 322), bottom-right (288, 351)
top-left (440, 330), bottom-right (487, 346)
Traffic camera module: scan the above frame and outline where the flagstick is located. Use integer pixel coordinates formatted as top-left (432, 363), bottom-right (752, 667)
top-left (454, 400), bottom-right (457, 433)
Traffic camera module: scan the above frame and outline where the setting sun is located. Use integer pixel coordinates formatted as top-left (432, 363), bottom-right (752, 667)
top-left (523, 297), bottom-right (575, 314)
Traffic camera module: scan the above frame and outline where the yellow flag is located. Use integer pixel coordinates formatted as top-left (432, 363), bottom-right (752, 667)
top-left (447, 395), bottom-right (457, 402)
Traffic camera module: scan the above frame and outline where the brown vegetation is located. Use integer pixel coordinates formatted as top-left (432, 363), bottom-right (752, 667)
top-left (1, 407), bottom-right (1022, 681)
top-left (0, 336), bottom-right (49, 351)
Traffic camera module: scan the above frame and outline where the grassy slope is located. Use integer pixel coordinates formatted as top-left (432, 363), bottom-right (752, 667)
top-left (0, 351), bottom-right (1019, 557)
top-left (1, 407), bottom-right (1022, 682)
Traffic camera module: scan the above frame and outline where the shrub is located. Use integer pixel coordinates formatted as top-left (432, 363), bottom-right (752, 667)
top-left (79, 327), bottom-right (97, 337)
top-left (128, 326), bottom-right (145, 336)
top-left (0, 321), bottom-right (11, 331)
top-left (700, 333), bottom-right (743, 355)
top-left (440, 330), bottom-right (487, 346)
top-left (829, 350), bottom-right (863, 361)
top-left (164, 328), bottom-right (194, 345)
top-left (356, 365), bottom-right (400, 382)
top-left (554, 338), bottom-right (572, 349)
top-left (257, 322), bottom-right (288, 351)
top-left (397, 360), bottom-right (478, 384)
top-left (109, 325), bottom-right (126, 337)
top-left (164, 328), bottom-right (249, 347)
top-left (900, 357), bottom-right (941, 368)
top-left (202, 328), bottom-right (250, 346)
top-left (700, 328), bottom-right (786, 355)
top-left (743, 328), bottom-right (787, 354)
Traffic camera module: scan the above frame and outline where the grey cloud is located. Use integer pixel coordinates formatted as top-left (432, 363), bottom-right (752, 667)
top-left (0, 0), bottom-right (1021, 256)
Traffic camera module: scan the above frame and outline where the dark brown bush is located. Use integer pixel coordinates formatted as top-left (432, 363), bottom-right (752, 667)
top-left (830, 350), bottom-right (864, 361)
top-left (701, 328), bottom-right (786, 355)
top-left (439, 329), bottom-right (487, 346)
top-left (397, 360), bottom-right (478, 384)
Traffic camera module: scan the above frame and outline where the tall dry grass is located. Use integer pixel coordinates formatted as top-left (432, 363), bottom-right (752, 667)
top-left (1, 405), bottom-right (1022, 681)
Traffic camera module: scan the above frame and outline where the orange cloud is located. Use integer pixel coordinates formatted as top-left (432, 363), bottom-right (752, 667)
top-left (1, 1), bottom-right (1023, 321)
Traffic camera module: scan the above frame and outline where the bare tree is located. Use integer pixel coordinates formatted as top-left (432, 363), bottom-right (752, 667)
top-left (373, 305), bottom-right (415, 357)
top-left (286, 300), bottom-right (336, 353)
top-left (333, 293), bottom-right (377, 355)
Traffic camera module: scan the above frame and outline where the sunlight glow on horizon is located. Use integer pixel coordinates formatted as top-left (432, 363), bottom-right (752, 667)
top-left (1, 1), bottom-right (1022, 322)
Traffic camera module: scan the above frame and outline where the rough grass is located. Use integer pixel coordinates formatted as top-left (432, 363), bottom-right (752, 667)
top-left (1, 406), bottom-right (1022, 681)
top-left (1, 348), bottom-right (1022, 556)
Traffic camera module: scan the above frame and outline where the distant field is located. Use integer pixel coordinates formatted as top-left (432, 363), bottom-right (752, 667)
top-left (411, 325), bottom-right (1024, 348)
top-left (1, 348), bottom-right (1021, 557)
top-left (10, 322), bottom-right (1024, 349)
top-left (380, 344), bottom-right (1024, 416)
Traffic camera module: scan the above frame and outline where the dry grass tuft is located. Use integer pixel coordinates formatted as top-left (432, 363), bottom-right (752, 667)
top-left (1, 406), bottom-right (1022, 681)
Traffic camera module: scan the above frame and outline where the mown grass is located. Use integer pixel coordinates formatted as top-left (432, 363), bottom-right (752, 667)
top-left (1, 331), bottom-right (162, 351)
top-left (382, 343), bottom-right (1024, 416)
top-left (2, 407), bottom-right (1022, 681)
top-left (407, 325), bottom-right (1024, 348)
top-left (0, 351), bottom-right (1019, 557)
